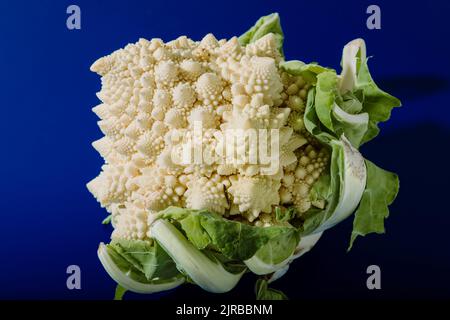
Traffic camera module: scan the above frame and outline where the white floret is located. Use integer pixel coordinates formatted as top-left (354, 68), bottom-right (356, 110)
top-left (228, 175), bottom-right (281, 220)
top-left (111, 202), bottom-right (149, 240)
top-left (185, 175), bottom-right (229, 214)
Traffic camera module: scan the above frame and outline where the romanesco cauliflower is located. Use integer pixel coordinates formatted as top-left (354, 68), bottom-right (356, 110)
top-left (88, 13), bottom-right (400, 299)
top-left (87, 28), bottom-right (323, 238)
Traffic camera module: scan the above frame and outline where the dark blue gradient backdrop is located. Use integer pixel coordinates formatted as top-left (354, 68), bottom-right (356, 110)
top-left (1, 0), bottom-right (449, 300)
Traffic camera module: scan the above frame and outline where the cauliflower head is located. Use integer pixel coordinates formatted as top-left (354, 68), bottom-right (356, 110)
top-left (87, 32), bottom-right (329, 240)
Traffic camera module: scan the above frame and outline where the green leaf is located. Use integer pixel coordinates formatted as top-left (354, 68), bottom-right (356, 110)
top-left (255, 279), bottom-right (288, 300)
top-left (303, 88), bottom-right (334, 144)
top-left (274, 206), bottom-right (296, 222)
top-left (107, 239), bottom-right (180, 283)
top-left (104, 244), bottom-right (148, 284)
top-left (338, 39), bottom-right (401, 145)
top-left (296, 42), bottom-right (400, 150)
top-left (114, 284), bottom-right (127, 300)
top-left (356, 59), bottom-right (402, 144)
top-left (315, 71), bottom-right (339, 131)
top-left (348, 160), bottom-right (399, 250)
top-left (338, 90), bottom-right (364, 114)
top-left (303, 88), bottom-right (321, 136)
top-left (238, 13), bottom-right (284, 54)
top-left (159, 207), bottom-right (298, 261)
top-left (179, 214), bottom-right (211, 250)
top-left (332, 103), bottom-right (368, 148)
top-left (198, 215), bottom-right (295, 260)
top-left (280, 60), bottom-right (334, 84)
top-left (98, 242), bottom-right (185, 294)
top-left (102, 215), bottom-right (112, 225)
top-left (302, 71), bottom-right (370, 148)
top-left (245, 209), bottom-right (300, 275)
top-left (252, 231), bottom-right (300, 266)
top-left (202, 250), bottom-right (247, 275)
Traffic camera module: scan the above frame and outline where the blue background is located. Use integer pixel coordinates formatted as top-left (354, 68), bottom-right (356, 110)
top-left (1, 0), bottom-right (449, 300)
